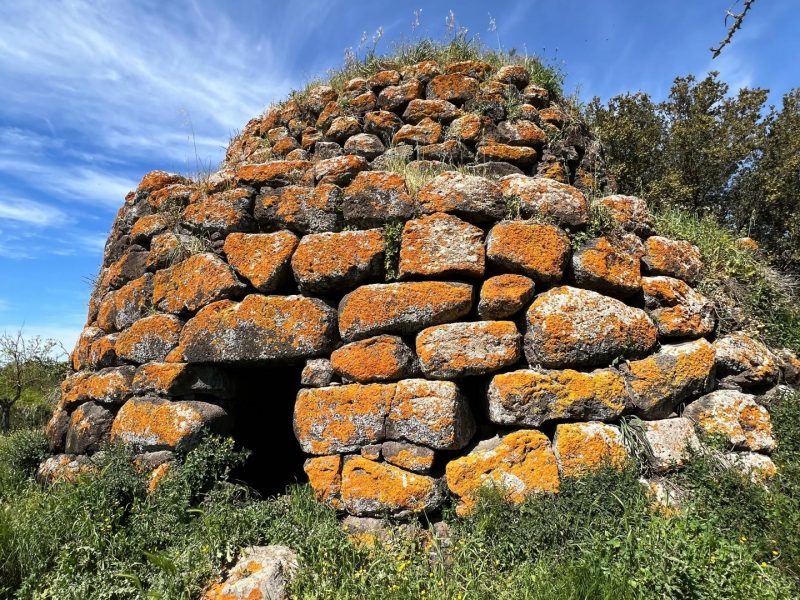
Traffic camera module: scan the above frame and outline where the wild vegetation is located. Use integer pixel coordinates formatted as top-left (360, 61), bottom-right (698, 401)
top-left (0, 388), bottom-right (798, 599)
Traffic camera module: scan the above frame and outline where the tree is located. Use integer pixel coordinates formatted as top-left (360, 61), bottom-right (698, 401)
top-left (0, 331), bottom-right (66, 433)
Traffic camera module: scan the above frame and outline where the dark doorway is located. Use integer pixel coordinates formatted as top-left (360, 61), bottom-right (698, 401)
top-left (225, 364), bottom-right (307, 497)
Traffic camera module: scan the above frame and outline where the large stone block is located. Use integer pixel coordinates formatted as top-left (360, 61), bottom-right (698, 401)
top-left (304, 455), bottom-right (342, 509)
top-left (65, 402), bottom-right (114, 454)
top-left (115, 313), bottom-right (183, 364)
top-left (61, 366), bottom-right (135, 410)
top-left (641, 276), bottom-right (715, 339)
top-left (340, 456), bottom-right (444, 517)
top-left (293, 383), bottom-right (395, 454)
top-left (342, 171), bottom-right (416, 228)
top-left (398, 213), bottom-right (485, 280)
top-left (500, 175), bottom-right (589, 228)
top-left (386, 379), bottom-right (475, 450)
top-left (111, 397), bottom-right (230, 452)
top-left (640, 418), bottom-right (700, 473)
top-left (488, 367), bottom-right (628, 427)
top-left (553, 422), bottom-right (628, 478)
top-left (642, 236), bottom-right (703, 284)
top-left (181, 188), bottom-right (254, 235)
top-left (572, 235), bottom-right (642, 297)
top-left (223, 231), bottom-right (299, 293)
top-left (338, 281), bottom-right (473, 341)
top-left (96, 273), bottom-right (153, 332)
top-left (622, 339), bottom-right (716, 418)
top-left (477, 274), bottom-right (536, 320)
top-left (255, 184), bottom-right (341, 234)
top-left (179, 294), bottom-right (338, 364)
top-left (417, 172), bottom-right (504, 223)
top-left (598, 194), bottom-right (655, 236)
top-left (416, 321), bottom-right (521, 378)
top-left (153, 253), bottom-right (246, 315)
top-left (330, 335), bottom-right (418, 383)
top-left (524, 286), bottom-right (657, 368)
top-left (713, 332), bottom-right (781, 389)
top-left (291, 229), bottom-right (384, 294)
top-left (445, 430), bottom-right (560, 516)
top-left (683, 390), bottom-right (775, 452)
top-left (131, 363), bottom-right (234, 399)
top-left (486, 221), bottom-right (571, 283)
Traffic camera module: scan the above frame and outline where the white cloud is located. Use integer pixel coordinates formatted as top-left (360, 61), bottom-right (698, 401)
top-left (0, 196), bottom-right (65, 226)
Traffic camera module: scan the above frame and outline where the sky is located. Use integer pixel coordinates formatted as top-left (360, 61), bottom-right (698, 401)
top-left (1, 0), bottom-right (798, 351)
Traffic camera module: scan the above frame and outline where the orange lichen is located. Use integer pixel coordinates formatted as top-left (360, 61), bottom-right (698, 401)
top-left (554, 422), bottom-right (627, 478)
top-left (304, 455), bottom-right (343, 509)
top-left (153, 253), bottom-right (243, 314)
top-left (291, 229), bottom-right (384, 290)
top-left (96, 274), bottom-right (152, 332)
top-left (398, 213), bottom-right (484, 279)
top-left (478, 274), bottom-right (536, 319)
top-left (445, 430), bottom-right (560, 515)
top-left (330, 336), bottom-right (412, 382)
top-left (427, 73), bottom-right (479, 103)
top-left (574, 236), bottom-right (641, 294)
top-left (392, 117), bottom-right (442, 145)
top-left (223, 231), bottom-right (298, 292)
top-left (293, 384), bottom-right (395, 454)
top-left (476, 143), bottom-right (537, 165)
top-left (115, 314), bottom-right (182, 363)
top-left (313, 155), bottom-right (368, 185)
top-left (130, 214), bottom-right (169, 243)
top-left (137, 170), bottom-right (187, 193)
top-left (340, 456), bottom-right (439, 514)
top-left (338, 281), bottom-right (473, 341)
top-left (447, 114), bottom-right (486, 142)
top-left (60, 368), bottom-right (133, 410)
top-left (235, 160), bottom-right (312, 186)
top-left (110, 398), bottom-right (220, 450)
top-left (486, 221), bottom-right (570, 282)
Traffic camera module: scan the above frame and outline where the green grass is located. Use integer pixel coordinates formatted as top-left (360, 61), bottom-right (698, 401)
top-left (653, 205), bottom-right (800, 351)
top-left (1, 390), bottom-right (799, 599)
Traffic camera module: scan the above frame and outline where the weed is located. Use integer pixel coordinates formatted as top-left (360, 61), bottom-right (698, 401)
top-left (383, 221), bottom-right (404, 281)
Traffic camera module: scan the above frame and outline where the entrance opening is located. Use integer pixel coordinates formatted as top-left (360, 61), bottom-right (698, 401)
top-left (225, 365), bottom-right (307, 497)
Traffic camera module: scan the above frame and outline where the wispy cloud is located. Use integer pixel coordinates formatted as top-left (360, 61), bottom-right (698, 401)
top-left (0, 196), bottom-right (65, 226)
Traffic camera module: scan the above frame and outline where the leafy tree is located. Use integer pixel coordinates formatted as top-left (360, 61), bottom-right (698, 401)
top-left (0, 331), bottom-right (66, 433)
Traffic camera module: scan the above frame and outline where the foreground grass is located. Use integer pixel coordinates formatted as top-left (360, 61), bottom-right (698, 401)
top-left (1, 391), bottom-right (799, 599)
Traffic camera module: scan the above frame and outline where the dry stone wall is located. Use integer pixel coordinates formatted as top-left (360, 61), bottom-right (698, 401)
top-left (43, 59), bottom-right (799, 517)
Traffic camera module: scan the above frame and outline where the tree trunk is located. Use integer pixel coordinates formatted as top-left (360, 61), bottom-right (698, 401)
top-left (0, 404), bottom-right (11, 434)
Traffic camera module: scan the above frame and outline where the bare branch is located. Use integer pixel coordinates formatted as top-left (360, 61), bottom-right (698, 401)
top-left (711, 0), bottom-right (757, 59)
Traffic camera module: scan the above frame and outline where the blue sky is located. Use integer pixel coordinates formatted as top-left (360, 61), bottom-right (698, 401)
top-left (1, 0), bottom-right (798, 350)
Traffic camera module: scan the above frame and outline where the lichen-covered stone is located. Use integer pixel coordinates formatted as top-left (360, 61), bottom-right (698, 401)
top-left (401, 60), bottom-right (442, 82)
top-left (293, 383), bottom-right (395, 454)
top-left (115, 314), bottom-right (183, 364)
top-left (641, 276), bottom-right (715, 339)
top-left (494, 65), bottom-right (530, 87)
top-left (138, 170), bottom-right (188, 193)
top-left (65, 402), bottom-right (114, 454)
top-left (291, 229), bottom-right (384, 294)
top-left (153, 253), bottom-right (245, 315)
top-left (61, 366), bottom-right (135, 409)
top-left (235, 160), bottom-right (312, 188)
top-left (202, 545), bottom-right (299, 600)
top-left (398, 213), bottom-right (484, 280)
top-left (572, 235), bottom-right (642, 297)
top-left (500, 175), bottom-right (589, 228)
top-left (554, 422), bottom-right (628, 478)
top-left (622, 339), bottom-right (716, 419)
top-left (343, 133), bottom-right (385, 159)
top-left (494, 120), bottom-right (547, 147)
top-left (307, 85), bottom-right (338, 113)
top-left (381, 441), bottom-right (435, 473)
top-left (724, 452), bottom-right (777, 484)
top-left (304, 455), bottom-right (342, 509)
top-left (488, 368), bottom-right (628, 427)
top-left (522, 84), bottom-right (549, 107)
top-left (223, 231), bottom-right (299, 293)
top-left (417, 172), bottom-right (504, 222)
top-left (338, 281), bottom-right (473, 341)
top-left (300, 359), bottom-right (335, 388)
top-left (330, 335), bottom-right (418, 383)
top-left (255, 184), bottom-right (341, 234)
top-left (71, 326), bottom-right (105, 371)
top-left (340, 456), bottom-right (444, 517)
top-left (402, 99), bottom-right (462, 123)
top-left (179, 294), bottom-right (337, 364)
top-left (111, 397), bottom-right (230, 452)
top-left (46, 408), bottom-right (70, 452)
top-left (447, 113), bottom-right (487, 142)
top-left (598, 195), bottom-right (655, 237)
top-left (37, 454), bottom-right (95, 483)
top-left (640, 418), bottom-right (701, 473)
top-left (182, 188), bottom-right (254, 235)
top-left (417, 139), bottom-right (474, 164)
top-left (476, 143), bottom-right (538, 166)
top-left (713, 333), bottom-right (781, 389)
top-left (392, 117), bottom-right (442, 146)
top-left (325, 116), bottom-right (361, 143)
top-left (642, 236), bottom-right (703, 284)
top-left (342, 171), bottom-right (416, 228)
top-left (525, 286), bottom-right (658, 368)
top-left (416, 321), bottom-right (521, 379)
top-left (131, 363), bottom-right (233, 399)
top-left (446, 430), bottom-right (560, 516)
top-left (97, 273), bottom-right (153, 332)
top-left (364, 110), bottom-right (404, 141)
top-left (377, 79), bottom-right (424, 111)
top-left (683, 390), bottom-right (775, 452)
top-left (477, 274), bottom-right (536, 320)
top-left (313, 154), bottom-right (368, 186)
top-left (486, 221), bottom-right (570, 283)
top-left (386, 379), bottom-right (475, 450)
top-left (105, 249), bottom-right (150, 290)
top-left (426, 73), bottom-right (480, 104)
